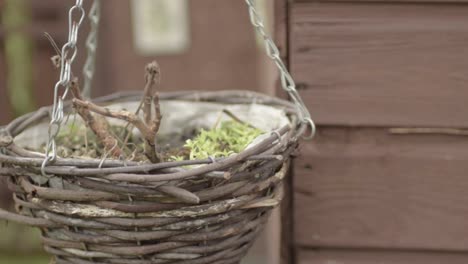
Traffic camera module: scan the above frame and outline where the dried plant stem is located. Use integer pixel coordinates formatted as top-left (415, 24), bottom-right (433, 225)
top-left (70, 78), bottom-right (123, 158)
top-left (142, 61), bottom-right (160, 125)
top-left (150, 92), bottom-right (162, 135)
top-left (96, 61), bottom-right (163, 162)
top-left (121, 62), bottom-right (161, 141)
top-left (139, 61), bottom-right (162, 162)
top-left (72, 96), bottom-right (161, 163)
top-left (141, 91), bottom-right (162, 163)
top-left (73, 99), bottom-right (153, 140)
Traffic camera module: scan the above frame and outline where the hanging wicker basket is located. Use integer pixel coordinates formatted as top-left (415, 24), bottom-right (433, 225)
top-left (0, 1), bottom-right (315, 263)
top-left (0, 91), bottom-right (307, 264)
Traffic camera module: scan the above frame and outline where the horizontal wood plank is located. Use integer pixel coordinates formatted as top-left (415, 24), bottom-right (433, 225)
top-left (294, 0), bottom-right (468, 3)
top-left (290, 3), bottom-right (468, 127)
top-left (294, 127), bottom-right (468, 250)
top-left (298, 249), bottom-right (468, 264)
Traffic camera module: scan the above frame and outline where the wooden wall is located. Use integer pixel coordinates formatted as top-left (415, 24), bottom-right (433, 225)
top-left (277, 0), bottom-right (468, 263)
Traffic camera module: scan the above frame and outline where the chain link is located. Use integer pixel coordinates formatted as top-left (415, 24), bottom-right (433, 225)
top-left (42, 0), bottom-right (86, 176)
top-left (245, 0), bottom-right (315, 139)
top-left (82, 0), bottom-right (100, 98)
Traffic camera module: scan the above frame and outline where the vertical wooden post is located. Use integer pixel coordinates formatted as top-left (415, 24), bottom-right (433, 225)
top-left (274, 0), bottom-right (294, 264)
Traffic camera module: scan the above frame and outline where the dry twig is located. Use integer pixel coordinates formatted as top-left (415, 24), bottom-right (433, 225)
top-left (120, 63), bottom-right (158, 152)
top-left (70, 78), bottom-right (123, 158)
top-left (72, 99), bottom-right (153, 139)
top-left (142, 61), bottom-right (160, 125)
top-left (72, 98), bottom-right (161, 162)
top-left (137, 61), bottom-right (163, 162)
top-left (71, 62), bottom-right (163, 163)
top-left (48, 51), bottom-right (163, 162)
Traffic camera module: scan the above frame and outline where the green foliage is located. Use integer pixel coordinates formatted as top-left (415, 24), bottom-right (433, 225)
top-left (181, 121), bottom-right (263, 160)
top-left (3, 0), bottom-right (36, 116)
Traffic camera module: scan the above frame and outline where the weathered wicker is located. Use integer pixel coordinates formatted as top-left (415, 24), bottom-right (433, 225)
top-left (0, 90), bottom-right (306, 264)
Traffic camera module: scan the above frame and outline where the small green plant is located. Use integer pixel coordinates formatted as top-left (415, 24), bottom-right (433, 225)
top-left (180, 120), bottom-right (263, 160)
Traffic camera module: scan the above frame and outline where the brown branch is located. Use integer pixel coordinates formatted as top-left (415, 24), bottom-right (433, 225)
top-left (70, 78), bottom-right (123, 158)
top-left (72, 94), bottom-right (161, 163)
top-left (150, 92), bottom-right (162, 134)
top-left (120, 62), bottom-right (161, 145)
top-left (142, 61), bottom-right (161, 125)
top-left (72, 98), bottom-right (153, 140)
top-left (70, 61), bottom-right (163, 163)
top-left (142, 61), bottom-right (163, 163)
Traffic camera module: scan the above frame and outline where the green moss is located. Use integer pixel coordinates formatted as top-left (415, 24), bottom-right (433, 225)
top-left (177, 121), bottom-right (263, 160)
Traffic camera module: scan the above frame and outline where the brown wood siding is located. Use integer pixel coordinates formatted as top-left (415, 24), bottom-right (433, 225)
top-left (294, 0), bottom-right (468, 2)
top-left (295, 127), bottom-right (468, 251)
top-left (290, 3), bottom-right (468, 127)
top-left (284, 1), bottom-right (468, 263)
top-left (298, 250), bottom-right (468, 264)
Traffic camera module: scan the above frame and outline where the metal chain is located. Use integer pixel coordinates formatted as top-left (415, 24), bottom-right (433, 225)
top-left (82, 0), bottom-right (101, 98)
top-left (41, 0), bottom-right (86, 176)
top-left (245, 0), bottom-right (316, 139)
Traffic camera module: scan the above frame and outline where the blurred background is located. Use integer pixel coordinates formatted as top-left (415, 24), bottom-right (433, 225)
top-left (0, 0), bottom-right (280, 263)
top-left (4, 0), bottom-right (468, 264)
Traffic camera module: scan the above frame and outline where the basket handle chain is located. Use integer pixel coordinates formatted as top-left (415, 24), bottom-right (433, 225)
top-left (244, 0), bottom-right (315, 140)
top-left (82, 0), bottom-right (101, 98)
top-left (41, 0), bottom-right (102, 176)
